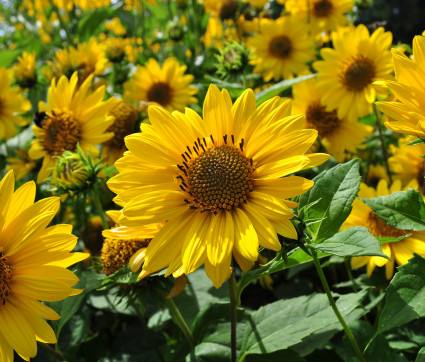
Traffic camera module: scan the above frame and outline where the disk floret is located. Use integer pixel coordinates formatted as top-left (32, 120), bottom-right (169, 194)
top-left (177, 135), bottom-right (255, 212)
top-left (342, 57), bottom-right (375, 92)
top-left (0, 250), bottom-right (12, 305)
top-left (367, 212), bottom-right (411, 238)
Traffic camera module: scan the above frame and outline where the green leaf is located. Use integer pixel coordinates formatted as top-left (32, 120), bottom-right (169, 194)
top-left (377, 234), bottom-right (412, 244)
top-left (239, 290), bottom-right (368, 360)
top-left (377, 254), bottom-right (425, 335)
top-left (245, 349), bottom-right (305, 361)
top-left (361, 189), bottom-right (425, 231)
top-left (406, 138), bottom-right (425, 146)
top-left (102, 264), bottom-right (140, 285)
top-left (255, 74), bottom-right (316, 105)
top-left (298, 159), bottom-right (361, 243)
top-left (416, 347), bottom-right (425, 362)
top-left (77, 7), bottom-right (115, 41)
top-left (0, 49), bottom-right (20, 67)
top-left (309, 226), bottom-right (390, 260)
top-left (237, 248), bottom-right (328, 303)
top-left (187, 343), bottom-right (231, 362)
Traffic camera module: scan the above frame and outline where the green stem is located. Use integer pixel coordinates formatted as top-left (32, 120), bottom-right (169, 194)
top-left (133, 303), bottom-right (166, 362)
top-left (92, 183), bottom-right (108, 230)
top-left (344, 258), bottom-right (359, 293)
top-left (229, 272), bottom-right (238, 362)
top-left (373, 104), bottom-right (393, 185)
top-left (312, 251), bottom-right (365, 362)
top-left (166, 298), bottom-right (194, 348)
top-left (39, 343), bottom-right (65, 361)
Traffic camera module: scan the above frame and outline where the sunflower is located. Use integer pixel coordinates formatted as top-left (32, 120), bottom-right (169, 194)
top-left (0, 67), bottom-right (31, 140)
top-left (292, 76), bottom-right (372, 162)
top-left (314, 25), bottom-right (393, 122)
top-left (285, 0), bottom-right (353, 36)
top-left (0, 170), bottom-right (88, 361)
top-left (389, 135), bottom-right (425, 192)
top-left (203, 0), bottom-right (238, 19)
top-left (204, 17), bottom-right (239, 49)
top-left (247, 17), bottom-right (315, 82)
top-left (343, 179), bottom-right (425, 279)
top-left (13, 51), bottom-right (37, 88)
top-left (376, 36), bottom-right (425, 138)
top-left (107, 84), bottom-right (329, 288)
top-left (101, 99), bottom-right (139, 165)
top-left (28, 72), bottom-right (115, 183)
top-left (123, 57), bottom-right (198, 112)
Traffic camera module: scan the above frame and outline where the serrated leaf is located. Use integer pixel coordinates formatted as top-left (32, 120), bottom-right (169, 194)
top-left (237, 248), bottom-right (328, 303)
top-left (309, 226), bottom-right (390, 260)
top-left (377, 234), bottom-right (412, 244)
top-left (298, 159), bottom-right (361, 243)
top-left (377, 254), bottom-right (425, 335)
top-left (255, 74), bottom-right (316, 105)
top-left (360, 189), bottom-right (425, 231)
top-left (102, 264), bottom-right (140, 285)
top-left (239, 290), bottom-right (368, 360)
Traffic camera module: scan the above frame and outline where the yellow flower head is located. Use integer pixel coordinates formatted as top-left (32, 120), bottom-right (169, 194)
top-left (13, 51), bottom-right (37, 88)
top-left (247, 17), bottom-right (316, 82)
top-left (344, 179), bottom-right (425, 279)
top-left (285, 0), bottom-right (353, 35)
top-left (376, 35), bottom-right (425, 138)
top-left (0, 68), bottom-right (31, 140)
top-left (204, 0), bottom-right (238, 19)
top-left (106, 17), bottom-right (126, 36)
top-left (0, 170), bottom-right (88, 360)
top-left (6, 149), bottom-right (36, 181)
top-left (28, 72), bottom-right (115, 184)
top-left (204, 17), bottom-right (239, 49)
top-left (107, 84), bottom-right (329, 288)
top-left (123, 57), bottom-right (198, 112)
top-left (389, 135), bottom-right (425, 192)
top-left (292, 77), bottom-right (372, 162)
top-left (314, 25), bottom-right (393, 122)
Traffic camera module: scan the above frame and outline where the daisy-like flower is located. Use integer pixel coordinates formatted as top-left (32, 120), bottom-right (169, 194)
top-left (343, 179), bottom-right (425, 279)
top-left (203, 0), bottom-right (238, 19)
top-left (292, 77), bottom-right (372, 162)
top-left (285, 0), bottom-right (353, 36)
top-left (13, 51), bottom-right (37, 88)
top-left (0, 170), bottom-right (88, 361)
top-left (107, 84), bottom-right (329, 288)
top-left (376, 35), bottom-right (425, 138)
top-left (247, 17), bottom-right (315, 82)
top-left (101, 99), bottom-right (138, 165)
top-left (389, 135), bottom-right (425, 191)
top-left (0, 67), bottom-right (31, 140)
top-left (314, 25), bottom-right (393, 122)
top-left (28, 72), bottom-right (115, 183)
top-left (123, 58), bottom-right (198, 112)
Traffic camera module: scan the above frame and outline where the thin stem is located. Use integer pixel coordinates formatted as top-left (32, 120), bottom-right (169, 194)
top-left (373, 105), bottom-right (393, 185)
top-left (344, 258), bottom-right (359, 293)
top-left (39, 343), bottom-right (66, 361)
top-left (166, 298), bottom-right (194, 348)
top-left (229, 272), bottom-right (238, 362)
top-left (133, 303), bottom-right (166, 362)
top-left (92, 183), bottom-right (108, 230)
top-left (312, 251), bottom-right (365, 362)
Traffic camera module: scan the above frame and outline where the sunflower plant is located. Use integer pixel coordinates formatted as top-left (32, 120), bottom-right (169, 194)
top-left (1, 0), bottom-right (425, 361)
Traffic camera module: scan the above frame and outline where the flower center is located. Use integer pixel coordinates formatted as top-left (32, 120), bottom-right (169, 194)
top-left (101, 237), bottom-right (151, 276)
top-left (306, 102), bottom-right (340, 138)
top-left (104, 102), bottom-right (138, 150)
top-left (146, 82), bottom-right (173, 107)
top-left (268, 35), bottom-right (292, 59)
top-left (219, 0), bottom-right (238, 19)
top-left (42, 111), bottom-right (81, 156)
top-left (0, 251), bottom-right (13, 306)
top-left (312, 0), bottom-right (333, 17)
top-left (177, 135), bottom-right (255, 213)
top-left (367, 212), bottom-right (410, 238)
top-left (342, 57), bottom-right (375, 92)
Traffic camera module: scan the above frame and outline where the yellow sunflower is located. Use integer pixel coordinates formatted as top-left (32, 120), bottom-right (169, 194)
top-left (314, 25), bottom-right (393, 122)
top-left (204, 17), bottom-right (239, 49)
top-left (0, 170), bottom-right (88, 361)
top-left (389, 135), bottom-right (425, 192)
top-left (376, 35), bottom-right (425, 138)
top-left (13, 51), bottom-right (37, 88)
top-left (285, 0), bottom-right (353, 35)
top-left (247, 17), bottom-right (315, 81)
top-left (203, 0), bottom-right (238, 19)
top-left (123, 57), bottom-right (198, 112)
top-left (101, 99), bottom-right (139, 165)
top-left (343, 179), bottom-right (425, 279)
top-left (28, 72), bottom-right (115, 183)
top-left (0, 68), bottom-right (31, 140)
top-left (292, 76), bottom-right (372, 162)
top-left (106, 84), bottom-right (329, 288)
